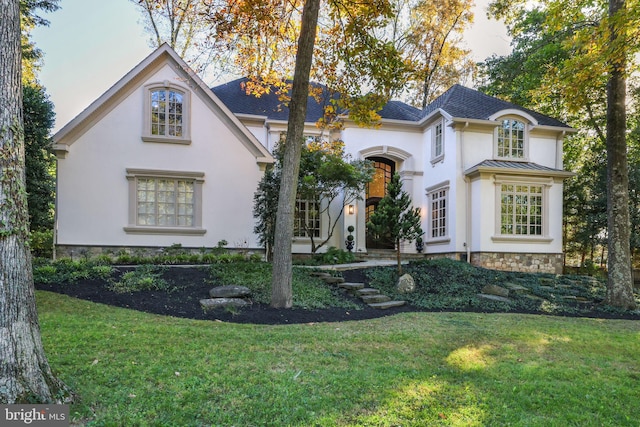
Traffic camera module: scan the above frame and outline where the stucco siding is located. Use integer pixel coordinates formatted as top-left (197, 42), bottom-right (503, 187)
top-left (56, 64), bottom-right (265, 249)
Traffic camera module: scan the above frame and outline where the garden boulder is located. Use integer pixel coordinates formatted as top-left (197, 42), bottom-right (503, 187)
top-left (209, 285), bottom-right (251, 298)
top-left (397, 273), bottom-right (416, 294)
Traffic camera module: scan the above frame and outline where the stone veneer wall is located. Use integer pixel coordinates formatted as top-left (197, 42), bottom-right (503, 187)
top-left (54, 245), bottom-right (262, 260)
top-left (471, 252), bottom-right (563, 275)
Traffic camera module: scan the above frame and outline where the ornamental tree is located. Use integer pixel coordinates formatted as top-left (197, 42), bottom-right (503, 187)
top-left (254, 139), bottom-right (374, 258)
top-left (366, 172), bottom-right (423, 274)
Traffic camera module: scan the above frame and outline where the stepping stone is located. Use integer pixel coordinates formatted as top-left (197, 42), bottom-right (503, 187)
top-left (361, 294), bottom-right (391, 304)
top-left (200, 298), bottom-right (249, 310)
top-left (310, 272), bottom-right (332, 278)
top-left (477, 293), bottom-right (512, 303)
top-left (339, 282), bottom-right (365, 291)
top-left (356, 288), bottom-right (379, 296)
top-left (368, 300), bottom-right (406, 309)
top-left (323, 276), bottom-right (345, 285)
top-left (504, 282), bottom-right (530, 294)
top-left (209, 285), bottom-right (251, 298)
top-left (482, 284), bottom-right (510, 298)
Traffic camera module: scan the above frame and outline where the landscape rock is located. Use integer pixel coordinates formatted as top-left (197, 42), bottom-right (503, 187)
top-left (482, 284), bottom-right (510, 298)
top-left (200, 298), bottom-right (249, 310)
top-left (324, 276), bottom-right (345, 285)
top-left (209, 285), bottom-right (251, 298)
top-left (477, 293), bottom-right (512, 303)
top-left (504, 282), bottom-right (530, 294)
top-left (397, 274), bottom-right (416, 294)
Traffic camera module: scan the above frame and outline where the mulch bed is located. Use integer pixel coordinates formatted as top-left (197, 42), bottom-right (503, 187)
top-left (35, 266), bottom-right (416, 325)
top-left (36, 266), bottom-right (640, 324)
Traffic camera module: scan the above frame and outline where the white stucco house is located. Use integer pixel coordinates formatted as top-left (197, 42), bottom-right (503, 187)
top-left (53, 44), bottom-right (574, 273)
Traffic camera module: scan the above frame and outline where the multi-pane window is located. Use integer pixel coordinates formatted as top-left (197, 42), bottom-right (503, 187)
top-left (433, 122), bottom-right (443, 160)
top-left (137, 178), bottom-right (194, 227)
top-left (294, 198), bottom-right (320, 238)
top-left (500, 184), bottom-right (543, 235)
top-left (497, 119), bottom-right (525, 159)
top-left (151, 89), bottom-right (184, 137)
top-left (429, 188), bottom-right (447, 238)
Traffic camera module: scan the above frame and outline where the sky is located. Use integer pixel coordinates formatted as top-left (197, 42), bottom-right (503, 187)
top-left (31, 0), bottom-right (511, 133)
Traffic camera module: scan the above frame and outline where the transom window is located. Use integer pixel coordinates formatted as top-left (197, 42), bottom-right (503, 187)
top-left (151, 89), bottom-right (184, 137)
top-left (500, 184), bottom-right (542, 235)
top-left (497, 119), bottom-right (525, 159)
top-left (294, 198), bottom-right (320, 238)
top-left (137, 178), bottom-right (194, 227)
top-left (430, 188), bottom-right (447, 238)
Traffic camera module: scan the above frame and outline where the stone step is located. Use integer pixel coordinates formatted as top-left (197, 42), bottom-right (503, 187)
top-left (338, 282), bottom-right (365, 291)
top-left (361, 294), bottom-right (391, 304)
top-left (310, 272), bottom-right (332, 278)
top-left (323, 276), bottom-right (345, 285)
top-left (356, 288), bottom-right (380, 296)
top-left (200, 298), bottom-right (249, 310)
top-left (368, 300), bottom-right (406, 309)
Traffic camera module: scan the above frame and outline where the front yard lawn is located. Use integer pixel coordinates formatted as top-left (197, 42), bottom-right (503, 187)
top-left (38, 291), bottom-right (640, 426)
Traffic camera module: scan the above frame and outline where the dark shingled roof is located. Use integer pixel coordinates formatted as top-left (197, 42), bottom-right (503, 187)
top-left (423, 84), bottom-right (569, 128)
top-left (212, 79), bottom-right (570, 128)
top-left (212, 77), bottom-right (336, 122)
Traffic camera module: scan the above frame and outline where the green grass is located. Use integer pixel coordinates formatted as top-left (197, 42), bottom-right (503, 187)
top-left (38, 291), bottom-right (640, 426)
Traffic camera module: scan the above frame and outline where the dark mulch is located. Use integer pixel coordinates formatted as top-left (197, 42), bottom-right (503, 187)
top-left (36, 266), bottom-right (640, 324)
top-left (35, 266), bottom-right (416, 325)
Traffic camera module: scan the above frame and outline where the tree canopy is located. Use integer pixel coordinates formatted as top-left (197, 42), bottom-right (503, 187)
top-left (482, 0), bottom-right (639, 308)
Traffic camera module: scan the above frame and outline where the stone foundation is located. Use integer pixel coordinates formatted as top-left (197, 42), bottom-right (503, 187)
top-left (471, 252), bottom-right (563, 275)
top-left (54, 244), bottom-right (262, 260)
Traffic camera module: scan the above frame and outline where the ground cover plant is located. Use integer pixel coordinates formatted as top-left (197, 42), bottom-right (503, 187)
top-left (37, 291), bottom-right (640, 426)
top-left (365, 259), bottom-right (640, 319)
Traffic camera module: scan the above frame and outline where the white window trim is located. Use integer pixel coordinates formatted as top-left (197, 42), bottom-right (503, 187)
top-left (430, 120), bottom-right (444, 165)
top-left (492, 175), bottom-right (552, 242)
top-left (426, 181), bottom-right (450, 243)
top-left (493, 116), bottom-right (529, 162)
top-left (142, 82), bottom-right (191, 145)
top-left (124, 168), bottom-right (205, 235)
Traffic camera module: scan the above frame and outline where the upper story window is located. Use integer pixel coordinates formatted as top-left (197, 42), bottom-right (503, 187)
top-left (431, 121), bottom-right (444, 163)
top-left (496, 118), bottom-right (526, 160)
top-left (142, 83), bottom-right (191, 144)
top-left (151, 89), bottom-right (183, 137)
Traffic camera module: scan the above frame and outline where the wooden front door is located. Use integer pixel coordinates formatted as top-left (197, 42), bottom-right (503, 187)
top-left (365, 157), bottom-right (395, 249)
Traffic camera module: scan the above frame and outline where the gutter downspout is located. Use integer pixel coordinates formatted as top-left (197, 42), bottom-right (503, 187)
top-left (53, 155), bottom-right (59, 261)
top-left (461, 122), bottom-right (471, 264)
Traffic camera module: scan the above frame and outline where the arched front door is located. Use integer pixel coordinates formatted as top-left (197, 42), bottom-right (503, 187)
top-left (366, 157), bottom-right (395, 249)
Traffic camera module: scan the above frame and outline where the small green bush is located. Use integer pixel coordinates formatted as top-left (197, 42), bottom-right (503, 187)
top-left (109, 265), bottom-right (171, 293)
top-left (315, 247), bottom-right (356, 265)
top-left (33, 258), bottom-right (117, 284)
top-left (29, 230), bottom-right (53, 258)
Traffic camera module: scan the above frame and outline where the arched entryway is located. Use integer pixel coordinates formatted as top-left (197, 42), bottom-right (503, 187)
top-left (366, 157), bottom-right (395, 249)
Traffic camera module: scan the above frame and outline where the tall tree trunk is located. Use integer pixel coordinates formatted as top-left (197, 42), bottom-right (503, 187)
top-left (604, 0), bottom-right (636, 309)
top-left (0, 0), bottom-right (73, 403)
top-left (271, 0), bottom-right (321, 308)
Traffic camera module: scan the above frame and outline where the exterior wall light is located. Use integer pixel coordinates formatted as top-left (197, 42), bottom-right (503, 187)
top-left (348, 205), bottom-right (355, 215)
